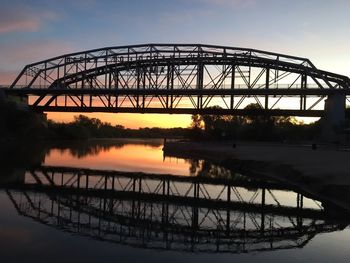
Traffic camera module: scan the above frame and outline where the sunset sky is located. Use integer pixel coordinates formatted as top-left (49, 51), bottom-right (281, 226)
top-left (0, 0), bottom-right (349, 128)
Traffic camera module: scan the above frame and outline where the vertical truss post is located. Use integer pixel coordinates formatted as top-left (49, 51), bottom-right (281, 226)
top-left (261, 188), bottom-right (266, 232)
top-left (226, 185), bottom-right (231, 235)
top-left (227, 185), bottom-right (231, 202)
top-left (162, 179), bottom-right (166, 196)
top-left (61, 61), bottom-right (66, 107)
top-left (63, 57), bottom-right (67, 84)
top-left (142, 67), bottom-right (146, 108)
top-left (83, 54), bottom-right (87, 90)
top-left (132, 178), bottom-right (136, 193)
top-left (301, 74), bottom-right (307, 110)
top-left (231, 65), bottom-right (235, 109)
top-left (104, 175), bottom-right (108, 190)
top-left (76, 63), bottom-right (84, 107)
top-left (194, 182), bottom-right (199, 199)
top-left (132, 199), bottom-right (135, 218)
top-left (297, 193), bottom-right (304, 209)
top-left (197, 61), bottom-right (204, 109)
top-left (114, 71), bottom-right (119, 108)
top-left (77, 173), bottom-right (81, 189)
top-left (137, 64), bottom-right (140, 108)
top-left (192, 206), bottom-right (199, 232)
top-left (166, 64), bottom-right (170, 109)
top-left (44, 62), bottom-right (47, 85)
top-left (167, 179), bottom-right (170, 196)
top-left (104, 51), bottom-right (108, 89)
top-left (105, 64), bottom-right (111, 108)
top-left (139, 177), bottom-right (142, 193)
top-left (248, 65), bottom-right (251, 88)
top-left (265, 69), bottom-right (270, 110)
top-left (170, 64), bottom-right (174, 109)
top-left (108, 71), bottom-right (112, 107)
top-left (161, 190), bottom-right (169, 241)
top-left (297, 193), bottom-right (304, 228)
top-left (57, 196), bottom-right (61, 221)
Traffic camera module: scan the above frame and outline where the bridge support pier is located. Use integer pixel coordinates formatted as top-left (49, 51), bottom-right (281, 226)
top-left (0, 92), bottom-right (29, 110)
top-left (319, 93), bottom-right (346, 142)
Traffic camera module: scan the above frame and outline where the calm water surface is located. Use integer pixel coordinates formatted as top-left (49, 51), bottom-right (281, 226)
top-left (44, 139), bottom-right (191, 175)
top-left (0, 139), bottom-right (350, 263)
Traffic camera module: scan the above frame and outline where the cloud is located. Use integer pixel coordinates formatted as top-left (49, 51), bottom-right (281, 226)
top-left (0, 40), bottom-right (73, 64)
top-left (0, 70), bottom-right (18, 85)
top-left (0, 40), bottom-right (74, 84)
top-left (0, 5), bottom-right (57, 34)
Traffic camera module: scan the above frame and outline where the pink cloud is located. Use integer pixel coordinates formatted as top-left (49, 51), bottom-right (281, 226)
top-left (0, 6), bottom-right (57, 34)
top-left (0, 40), bottom-right (75, 84)
top-left (0, 71), bottom-right (18, 85)
top-left (0, 40), bottom-right (73, 63)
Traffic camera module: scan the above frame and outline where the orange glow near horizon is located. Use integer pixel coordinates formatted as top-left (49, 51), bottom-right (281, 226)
top-left (46, 112), bottom-right (192, 128)
top-left (45, 110), bottom-right (319, 128)
top-left (44, 144), bottom-right (191, 175)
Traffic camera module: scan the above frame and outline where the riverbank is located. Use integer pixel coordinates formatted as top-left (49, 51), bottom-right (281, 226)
top-left (163, 141), bottom-right (350, 212)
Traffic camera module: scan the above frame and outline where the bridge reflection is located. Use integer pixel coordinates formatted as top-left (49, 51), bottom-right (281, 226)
top-left (5, 166), bottom-right (348, 253)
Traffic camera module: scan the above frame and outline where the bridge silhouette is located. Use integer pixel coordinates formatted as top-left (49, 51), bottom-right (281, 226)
top-left (2, 44), bottom-right (350, 118)
top-left (3, 165), bottom-right (349, 253)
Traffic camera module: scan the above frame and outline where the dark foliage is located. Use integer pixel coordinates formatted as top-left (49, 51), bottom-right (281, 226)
top-left (0, 100), bottom-right (328, 142)
top-left (0, 100), bottom-right (49, 140)
top-left (188, 104), bottom-right (322, 141)
top-left (48, 115), bottom-right (188, 139)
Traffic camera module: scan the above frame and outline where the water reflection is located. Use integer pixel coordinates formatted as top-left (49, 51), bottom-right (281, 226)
top-left (1, 140), bottom-right (350, 260)
top-left (0, 139), bottom-right (190, 176)
top-left (187, 159), bottom-right (242, 179)
top-left (0, 139), bottom-right (236, 178)
top-left (48, 139), bottom-right (163, 159)
top-left (3, 164), bottom-right (349, 254)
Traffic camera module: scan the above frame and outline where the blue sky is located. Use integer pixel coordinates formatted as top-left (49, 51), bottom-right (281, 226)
top-left (0, 0), bottom-right (349, 127)
top-left (0, 0), bottom-right (349, 80)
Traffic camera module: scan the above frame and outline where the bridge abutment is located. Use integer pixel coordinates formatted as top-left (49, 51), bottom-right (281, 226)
top-left (319, 93), bottom-right (346, 142)
top-left (0, 89), bottom-right (29, 110)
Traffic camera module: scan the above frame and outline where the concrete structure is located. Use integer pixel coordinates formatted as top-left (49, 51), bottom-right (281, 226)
top-left (320, 94), bottom-right (346, 142)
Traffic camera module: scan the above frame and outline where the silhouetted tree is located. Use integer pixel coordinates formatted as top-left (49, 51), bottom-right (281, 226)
top-left (188, 114), bottom-right (204, 140)
top-left (189, 104), bottom-right (320, 141)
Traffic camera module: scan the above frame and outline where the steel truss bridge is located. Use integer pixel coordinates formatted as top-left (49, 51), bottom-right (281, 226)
top-left (5, 166), bottom-right (348, 253)
top-left (3, 44), bottom-right (350, 117)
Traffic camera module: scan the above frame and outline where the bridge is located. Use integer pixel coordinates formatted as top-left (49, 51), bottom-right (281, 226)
top-left (1, 44), bottom-right (349, 118)
top-left (3, 165), bottom-right (348, 253)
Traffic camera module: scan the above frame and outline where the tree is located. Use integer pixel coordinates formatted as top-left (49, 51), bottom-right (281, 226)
top-left (188, 114), bottom-right (203, 140)
top-left (191, 114), bottom-right (203, 129)
top-left (188, 103), bottom-right (319, 141)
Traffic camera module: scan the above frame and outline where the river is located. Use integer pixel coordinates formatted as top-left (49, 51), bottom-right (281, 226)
top-left (0, 139), bottom-right (349, 263)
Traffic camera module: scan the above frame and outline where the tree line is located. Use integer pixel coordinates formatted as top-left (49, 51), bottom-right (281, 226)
top-left (2, 99), bottom-right (342, 142)
top-left (47, 115), bottom-right (188, 140)
top-left (0, 100), bottom-right (187, 140)
top-left (188, 104), bottom-right (322, 141)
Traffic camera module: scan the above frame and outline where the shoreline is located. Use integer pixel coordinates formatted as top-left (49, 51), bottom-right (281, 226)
top-left (163, 140), bottom-right (350, 212)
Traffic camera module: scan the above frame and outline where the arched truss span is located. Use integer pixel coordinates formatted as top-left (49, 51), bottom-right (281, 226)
top-left (9, 44), bottom-right (350, 116)
top-left (6, 165), bottom-right (347, 253)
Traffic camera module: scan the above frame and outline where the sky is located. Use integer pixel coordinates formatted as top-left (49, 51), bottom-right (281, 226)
top-left (0, 0), bottom-right (349, 128)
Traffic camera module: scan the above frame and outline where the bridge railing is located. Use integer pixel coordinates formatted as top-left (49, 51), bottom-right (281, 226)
top-left (2, 84), bottom-right (324, 90)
